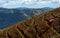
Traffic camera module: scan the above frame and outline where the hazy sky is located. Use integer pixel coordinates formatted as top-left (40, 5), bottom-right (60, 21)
top-left (0, 0), bottom-right (60, 8)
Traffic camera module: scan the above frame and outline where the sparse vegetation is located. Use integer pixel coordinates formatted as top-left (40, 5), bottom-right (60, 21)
top-left (0, 7), bottom-right (60, 38)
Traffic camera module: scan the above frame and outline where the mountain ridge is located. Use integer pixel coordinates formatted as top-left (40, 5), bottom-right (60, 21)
top-left (0, 7), bottom-right (59, 38)
top-left (0, 7), bottom-right (53, 29)
top-left (0, 7), bottom-right (53, 10)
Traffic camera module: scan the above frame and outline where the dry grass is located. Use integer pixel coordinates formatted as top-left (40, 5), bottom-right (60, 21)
top-left (0, 7), bottom-right (60, 38)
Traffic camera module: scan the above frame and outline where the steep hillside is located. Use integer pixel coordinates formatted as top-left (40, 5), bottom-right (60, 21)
top-left (0, 7), bottom-right (53, 29)
top-left (0, 7), bottom-right (60, 38)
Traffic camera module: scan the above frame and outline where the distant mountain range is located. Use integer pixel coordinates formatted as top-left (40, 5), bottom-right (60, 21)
top-left (16, 7), bottom-right (53, 10)
top-left (0, 7), bottom-right (53, 29)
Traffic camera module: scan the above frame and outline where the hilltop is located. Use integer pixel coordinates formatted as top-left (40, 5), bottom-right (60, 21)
top-left (0, 7), bottom-right (60, 38)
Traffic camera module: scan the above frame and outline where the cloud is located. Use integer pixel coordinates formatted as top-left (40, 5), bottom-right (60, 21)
top-left (0, 0), bottom-right (60, 8)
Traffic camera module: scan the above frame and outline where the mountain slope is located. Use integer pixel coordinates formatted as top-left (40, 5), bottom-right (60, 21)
top-left (41, 7), bottom-right (53, 10)
top-left (0, 7), bottom-right (53, 29)
top-left (0, 7), bottom-right (59, 38)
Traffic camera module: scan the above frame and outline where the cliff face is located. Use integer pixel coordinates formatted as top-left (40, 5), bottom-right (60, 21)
top-left (0, 8), bottom-right (60, 38)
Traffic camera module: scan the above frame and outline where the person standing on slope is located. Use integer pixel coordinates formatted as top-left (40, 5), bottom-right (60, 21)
top-left (31, 11), bottom-right (35, 18)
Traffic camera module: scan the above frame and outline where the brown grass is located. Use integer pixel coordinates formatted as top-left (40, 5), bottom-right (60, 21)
top-left (0, 7), bottom-right (60, 38)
